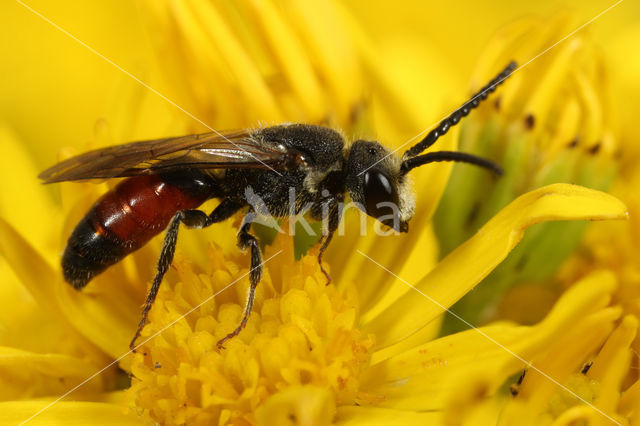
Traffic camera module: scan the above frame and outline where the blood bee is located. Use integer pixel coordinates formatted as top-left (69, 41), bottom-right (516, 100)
top-left (40, 62), bottom-right (516, 351)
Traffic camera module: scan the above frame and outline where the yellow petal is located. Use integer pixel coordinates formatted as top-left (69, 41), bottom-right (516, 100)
top-left (361, 270), bottom-right (618, 411)
top-left (588, 315), bottom-right (638, 382)
top-left (619, 377), bottom-right (640, 418)
top-left (0, 217), bottom-right (70, 329)
top-left (244, 0), bottom-right (326, 123)
top-left (336, 406), bottom-right (442, 425)
top-left (255, 385), bottom-right (335, 426)
top-left (461, 396), bottom-right (506, 426)
top-left (0, 217), bottom-right (133, 359)
top-left (443, 372), bottom-right (498, 426)
top-left (173, 1), bottom-right (281, 123)
top-left (281, 0), bottom-right (362, 125)
top-left (0, 218), bottom-right (115, 365)
top-left (0, 126), bottom-right (57, 258)
top-left (549, 405), bottom-right (598, 426)
top-left (589, 316), bottom-right (638, 426)
top-left (363, 222), bottom-right (440, 323)
top-left (496, 273), bottom-right (622, 425)
top-left (363, 184), bottom-right (627, 348)
top-left (502, 272), bottom-right (618, 374)
top-left (340, 206), bottom-right (444, 315)
top-left (363, 323), bottom-right (530, 410)
top-left (504, 309), bottom-right (616, 418)
top-left (0, 400), bottom-right (143, 425)
top-left (0, 346), bottom-right (103, 400)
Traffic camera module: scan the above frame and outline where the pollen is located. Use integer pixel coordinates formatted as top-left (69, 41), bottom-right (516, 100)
top-left (126, 236), bottom-right (375, 425)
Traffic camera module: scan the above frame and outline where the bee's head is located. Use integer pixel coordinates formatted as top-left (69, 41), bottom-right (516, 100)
top-left (345, 140), bottom-right (414, 233)
top-left (344, 63), bottom-right (514, 234)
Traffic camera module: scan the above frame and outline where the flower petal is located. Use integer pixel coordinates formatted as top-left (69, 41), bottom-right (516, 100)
top-left (0, 218), bottom-right (76, 335)
top-left (336, 212), bottom-right (443, 315)
top-left (362, 271), bottom-right (618, 411)
top-left (501, 308), bottom-right (616, 418)
top-left (336, 406), bottom-right (442, 425)
top-left (588, 315), bottom-right (637, 425)
top-left (362, 184), bottom-right (627, 348)
top-left (0, 126), bottom-right (57, 257)
top-left (281, 0), bottom-right (362, 125)
top-left (619, 377), bottom-right (640, 419)
top-left (365, 323), bottom-right (530, 410)
top-left (0, 216), bottom-right (134, 359)
top-left (255, 385), bottom-right (336, 426)
top-left (245, 0), bottom-right (326, 123)
top-left (1, 400), bottom-right (143, 425)
top-left (0, 346), bottom-right (103, 400)
top-left (587, 315), bottom-right (638, 383)
top-left (169, 0), bottom-right (282, 122)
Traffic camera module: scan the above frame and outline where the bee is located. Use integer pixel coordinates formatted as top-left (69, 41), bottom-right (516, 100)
top-left (40, 62), bottom-right (516, 351)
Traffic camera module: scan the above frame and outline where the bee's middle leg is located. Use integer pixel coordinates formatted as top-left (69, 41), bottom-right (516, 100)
top-left (217, 210), bottom-right (261, 349)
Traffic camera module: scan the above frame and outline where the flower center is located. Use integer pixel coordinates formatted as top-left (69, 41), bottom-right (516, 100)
top-left (126, 237), bottom-right (374, 425)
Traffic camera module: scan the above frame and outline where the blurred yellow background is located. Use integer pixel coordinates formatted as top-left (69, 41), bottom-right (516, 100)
top-left (1, 0), bottom-right (638, 169)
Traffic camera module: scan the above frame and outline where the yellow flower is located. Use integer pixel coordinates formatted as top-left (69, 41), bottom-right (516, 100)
top-left (497, 22), bottom-right (640, 426)
top-left (434, 15), bottom-right (620, 332)
top-left (437, 12), bottom-right (640, 426)
top-left (0, 1), bottom-right (635, 425)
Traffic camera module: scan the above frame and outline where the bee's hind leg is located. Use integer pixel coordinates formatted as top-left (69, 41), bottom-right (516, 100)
top-left (129, 198), bottom-right (242, 353)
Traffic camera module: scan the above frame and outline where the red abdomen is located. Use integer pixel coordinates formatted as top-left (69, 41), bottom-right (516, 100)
top-left (63, 172), bottom-right (215, 288)
top-left (95, 174), bottom-right (209, 247)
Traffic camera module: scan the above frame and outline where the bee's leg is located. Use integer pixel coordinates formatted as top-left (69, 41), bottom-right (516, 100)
top-left (217, 210), bottom-right (261, 349)
top-left (181, 198), bottom-right (243, 229)
top-left (129, 199), bottom-right (242, 352)
top-left (318, 229), bottom-right (334, 285)
top-left (317, 195), bottom-right (342, 285)
top-left (130, 212), bottom-right (183, 353)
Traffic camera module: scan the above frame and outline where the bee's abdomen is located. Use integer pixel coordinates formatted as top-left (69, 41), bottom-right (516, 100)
top-left (63, 173), bottom-right (214, 289)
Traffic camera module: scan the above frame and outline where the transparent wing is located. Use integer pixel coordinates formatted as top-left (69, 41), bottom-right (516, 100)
top-left (39, 131), bottom-right (291, 183)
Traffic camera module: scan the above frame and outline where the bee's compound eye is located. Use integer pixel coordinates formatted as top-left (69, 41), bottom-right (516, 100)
top-left (363, 170), bottom-right (395, 216)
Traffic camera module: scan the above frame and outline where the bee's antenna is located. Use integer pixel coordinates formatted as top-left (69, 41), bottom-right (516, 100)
top-left (400, 151), bottom-right (503, 176)
top-left (403, 61), bottom-right (517, 159)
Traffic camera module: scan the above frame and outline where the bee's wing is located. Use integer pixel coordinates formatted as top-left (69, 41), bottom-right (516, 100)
top-left (39, 131), bottom-right (293, 183)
